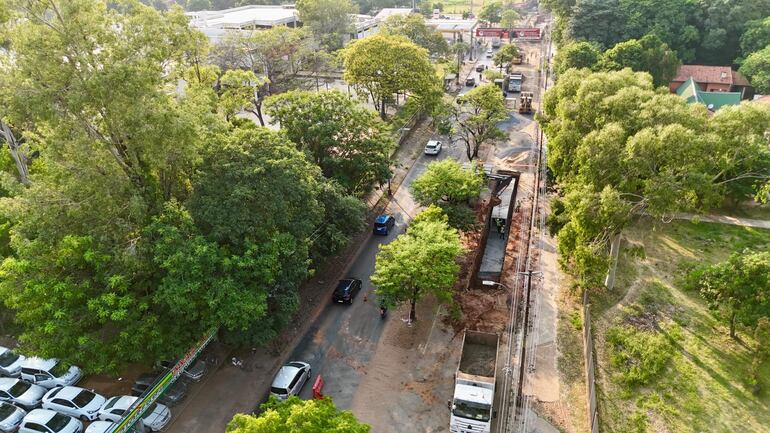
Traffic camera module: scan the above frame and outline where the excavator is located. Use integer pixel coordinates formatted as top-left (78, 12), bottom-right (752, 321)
top-left (518, 91), bottom-right (533, 114)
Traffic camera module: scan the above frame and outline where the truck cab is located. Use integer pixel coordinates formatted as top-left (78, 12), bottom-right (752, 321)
top-left (449, 331), bottom-right (499, 433)
top-left (449, 384), bottom-right (494, 433)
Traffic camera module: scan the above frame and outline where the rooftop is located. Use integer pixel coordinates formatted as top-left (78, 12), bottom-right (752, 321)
top-left (373, 8), bottom-right (413, 22)
top-left (426, 18), bottom-right (478, 32)
top-left (672, 64), bottom-right (751, 87)
top-left (186, 5), bottom-right (298, 29)
top-left (676, 77), bottom-right (741, 111)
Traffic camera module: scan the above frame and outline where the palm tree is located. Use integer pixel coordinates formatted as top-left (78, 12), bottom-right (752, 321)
top-left (450, 41), bottom-right (470, 85)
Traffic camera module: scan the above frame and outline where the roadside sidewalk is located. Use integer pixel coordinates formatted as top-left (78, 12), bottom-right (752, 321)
top-left (672, 213), bottom-right (770, 229)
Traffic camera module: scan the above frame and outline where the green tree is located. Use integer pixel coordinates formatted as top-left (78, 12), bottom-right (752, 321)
top-left (380, 14), bottom-right (449, 57)
top-left (599, 34), bottom-right (680, 86)
top-left (0, 0), bottom-right (215, 371)
top-left (189, 127), bottom-right (325, 345)
top-left (218, 69), bottom-right (267, 122)
top-left (211, 26), bottom-right (309, 125)
top-left (411, 160), bottom-right (485, 229)
top-left (227, 397), bottom-right (370, 433)
top-left (553, 41), bottom-right (601, 76)
top-left (454, 83), bottom-right (507, 161)
top-left (264, 90), bottom-right (395, 195)
top-left (479, 0), bottom-right (503, 24)
top-left (740, 46), bottom-right (770, 94)
top-left (295, 0), bottom-right (357, 51)
top-left (341, 34), bottom-right (438, 119)
top-left (740, 17), bottom-right (770, 57)
top-left (694, 250), bottom-right (770, 338)
top-left (450, 41), bottom-right (470, 85)
top-left (493, 43), bottom-right (520, 71)
top-left (539, 68), bottom-right (770, 288)
top-left (500, 9), bottom-right (520, 31)
top-left (371, 210), bottom-right (463, 322)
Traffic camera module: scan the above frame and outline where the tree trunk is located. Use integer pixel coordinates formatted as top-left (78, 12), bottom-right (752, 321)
top-left (410, 286), bottom-right (418, 322)
top-left (250, 100), bottom-right (265, 127)
top-left (730, 311), bottom-right (737, 339)
top-left (380, 101), bottom-right (387, 121)
top-left (0, 122), bottom-right (30, 185)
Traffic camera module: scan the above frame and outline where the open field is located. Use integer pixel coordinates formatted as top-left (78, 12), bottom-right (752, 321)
top-left (592, 219), bottom-right (770, 433)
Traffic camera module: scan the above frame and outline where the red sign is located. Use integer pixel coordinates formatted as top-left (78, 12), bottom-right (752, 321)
top-left (476, 27), bottom-right (506, 37)
top-left (509, 28), bottom-right (541, 39)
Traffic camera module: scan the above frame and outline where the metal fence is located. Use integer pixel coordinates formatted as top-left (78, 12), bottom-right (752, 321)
top-left (582, 290), bottom-right (599, 433)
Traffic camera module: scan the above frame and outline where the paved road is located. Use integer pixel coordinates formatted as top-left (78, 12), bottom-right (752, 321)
top-left (290, 133), bottom-right (469, 409)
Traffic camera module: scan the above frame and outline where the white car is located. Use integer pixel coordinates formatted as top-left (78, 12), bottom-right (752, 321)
top-left (20, 358), bottom-right (81, 389)
top-left (0, 378), bottom-right (47, 409)
top-left (41, 386), bottom-right (105, 422)
top-left (270, 361), bottom-right (311, 401)
top-left (424, 140), bottom-right (442, 155)
top-left (19, 409), bottom-right (82, 433)
top-left (486, 49), bottom-right (493, 58)
top-left (0, 401), bottom-right (25, 432)
top-left (85, 421), bottom-right (115, 433)
top-left (98, 395), bottom-right (171, 431)
top-left (0, 347), bottom-right (25, 378)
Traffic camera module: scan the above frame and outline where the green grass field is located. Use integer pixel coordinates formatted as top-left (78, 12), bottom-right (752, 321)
top-left (592, 220), bottom-right (770, 433)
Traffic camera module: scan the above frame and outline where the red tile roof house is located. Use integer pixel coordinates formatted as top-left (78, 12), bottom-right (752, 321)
top-left (669, 65), bottom-right (754, 99)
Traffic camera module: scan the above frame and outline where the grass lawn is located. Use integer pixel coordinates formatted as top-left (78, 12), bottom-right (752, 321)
top-left (592, 219), bottom-right (770, 433)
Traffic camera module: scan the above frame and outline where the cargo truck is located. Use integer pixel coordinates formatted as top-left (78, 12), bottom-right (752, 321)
top-left (449, 330), bottom-right (499, 433)
top-left (507, 73), bottom-right (522, 92)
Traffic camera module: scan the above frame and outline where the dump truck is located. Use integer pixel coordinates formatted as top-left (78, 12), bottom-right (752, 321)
top-left (519, 91), bottom-right (533, 114)
top-left (449, 330), bottom-right (499, 433)
top-left (506, 72), bottom-right (522, 93)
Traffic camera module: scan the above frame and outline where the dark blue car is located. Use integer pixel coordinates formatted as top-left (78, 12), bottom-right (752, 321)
top-left (373, 214), bottom-right (395, 235)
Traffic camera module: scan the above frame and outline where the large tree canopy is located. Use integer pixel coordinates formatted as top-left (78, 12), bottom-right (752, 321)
top-left (380, 14), bottom-right (449, 57)
top-left (264, 90), bottom-right (395, 196)
top-left (0, 0), bottom-right (367, 372)
top-left (541, 68), bottom-right (770, 288)
top-left (371, 208), bottom-right (463, 322)
top-left (227, 397), bottom-right (370, 433)
top-left (341, 34), bottom-right (439, 119)
top-left (295, 0), bottom-right (357, 51)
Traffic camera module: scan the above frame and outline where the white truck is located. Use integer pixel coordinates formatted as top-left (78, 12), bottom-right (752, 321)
top-left (507, 73), bottom-right (523, 93)
top-left (449, 330), bottom-right (499, 433)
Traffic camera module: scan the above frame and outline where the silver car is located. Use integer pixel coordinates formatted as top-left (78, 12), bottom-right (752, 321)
top-left (42, 386), bottom-right (105, 422)
top-left (0, 401), bottom-right (25, 432)
top-left (18, 409), bottom-right (82, 433)
top-left (269, 361), bottom-right (311, 401)
top-left (0, 378), bottom-right (47, 409)
top-left (0, 347), bottom-right (25, 378)
top-left (98, 395), bottom-right (171, 431)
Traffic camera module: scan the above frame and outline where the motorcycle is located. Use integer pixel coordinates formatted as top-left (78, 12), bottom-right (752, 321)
top-left (379, 304), bottom-right (388, 319)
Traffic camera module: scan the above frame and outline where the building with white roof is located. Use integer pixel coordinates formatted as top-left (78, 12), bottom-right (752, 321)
top-left (186, 5), bottom-right (299, 31)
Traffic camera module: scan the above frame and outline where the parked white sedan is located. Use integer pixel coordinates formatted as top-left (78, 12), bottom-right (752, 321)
top-left (0, 378), bottom-right (47, 409)
top-left (98, 395), bottom-right (171, 431)
top-left (270, 361), bottom-right (311, 401)
top-left (0, 347), bottom-right (25, 378)
top-left (18, 409), bottom-right (82, 433)
top-left (0, 401), bottom-right (25, 432)
top-left (42, 386), bottom-right (105, 421)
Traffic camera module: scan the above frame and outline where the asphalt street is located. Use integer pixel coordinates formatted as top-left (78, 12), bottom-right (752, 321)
top-left (289, 132), bottom-right (469, 409)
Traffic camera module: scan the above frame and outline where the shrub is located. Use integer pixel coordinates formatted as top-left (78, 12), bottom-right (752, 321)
top-left (606, 325), bottom-right (673, 387)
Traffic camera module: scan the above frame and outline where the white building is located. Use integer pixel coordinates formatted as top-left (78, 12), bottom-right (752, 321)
top-left (186, 5), bottom-right (299, 31)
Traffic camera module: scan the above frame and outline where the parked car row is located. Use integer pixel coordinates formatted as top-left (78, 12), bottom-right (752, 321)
top-left (0, 344), bottom-right (210, 433)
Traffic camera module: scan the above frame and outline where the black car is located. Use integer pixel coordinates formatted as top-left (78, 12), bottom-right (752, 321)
top-left (332, 279), bottom-right (362, 305)
top-left (465, 77), bottom-right (476, 86)
top-left (475, 64), bottom-right (485, 72)
top-left (158, 358), bottom-right (207, 382)
top-left (132, 372), bottom-right (188, 406)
